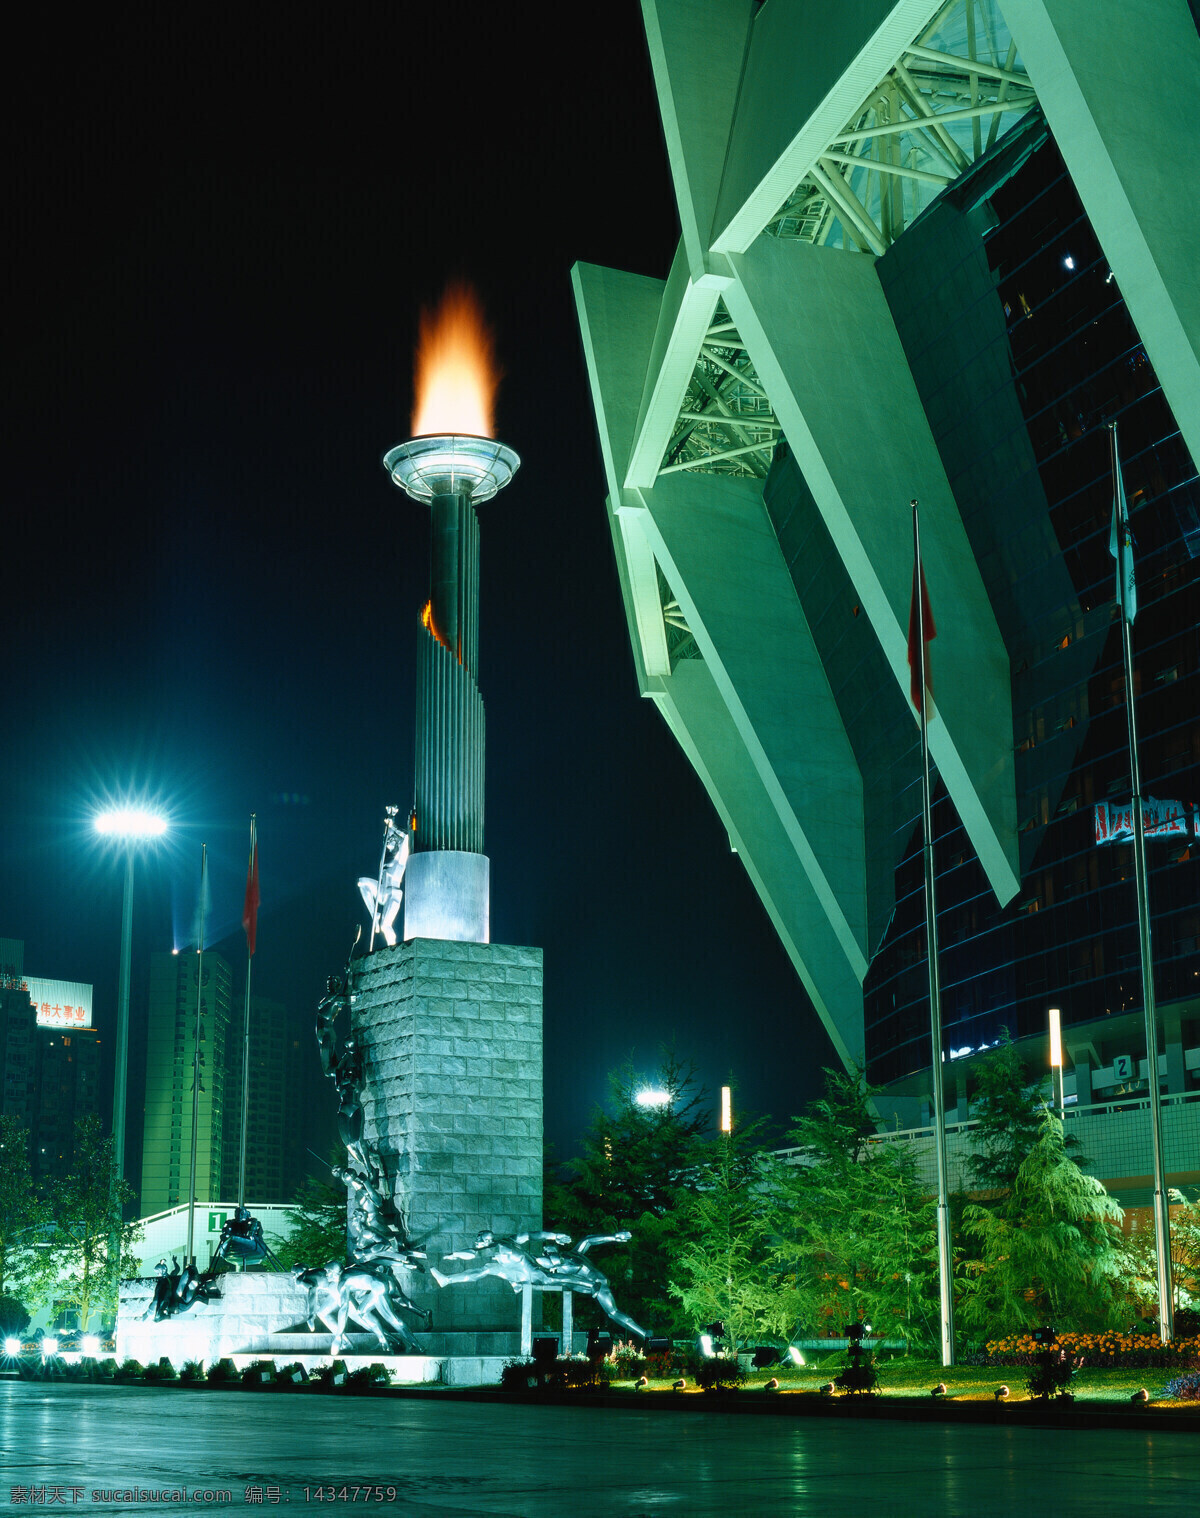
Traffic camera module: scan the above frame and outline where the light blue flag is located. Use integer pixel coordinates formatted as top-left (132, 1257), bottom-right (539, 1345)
top-left (1109, 428), bottom-right (1137, 624)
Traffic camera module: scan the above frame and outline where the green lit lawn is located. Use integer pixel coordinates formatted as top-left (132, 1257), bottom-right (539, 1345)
top-left (610, 1357), bottom-right (1195, 1406)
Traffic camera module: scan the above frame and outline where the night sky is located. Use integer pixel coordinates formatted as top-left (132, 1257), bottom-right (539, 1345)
top-left (4, 4), bottom-right (836, 1188)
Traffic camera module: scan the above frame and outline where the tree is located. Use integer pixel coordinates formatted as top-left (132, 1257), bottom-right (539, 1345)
top-left (275, 1166), bottom-right (347, 1271)
top-left (547, 1049), bottom-right (710, 1336)
top-left (45, 1116), bottom-right (140, 1329)
top-left (669, 1119), bottom-right (792, 1352)
top-left (1116, 1190), bottom-right (1200, 1331)
top-left (958, 1108), bottom-right (1124, 1335)
top-left (774, 1067), bottom-right (939, 1349)
top-left (0, 1115), bottom-right (52, 1309)
top-left (966, 1032), bottom-right (1079, 1195)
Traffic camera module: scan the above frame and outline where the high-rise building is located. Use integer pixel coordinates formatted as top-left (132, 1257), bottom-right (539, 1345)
top-left (221, 995), bottom-right (305, 1203)
top-left (1, 937), bottom-right (102, 1184)
top-left (140, 949), bottom-right (232, 1214)
top-left (575, 1), bottom-right (1200, 1197)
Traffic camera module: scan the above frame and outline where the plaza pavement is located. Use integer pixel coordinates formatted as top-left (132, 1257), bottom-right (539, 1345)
top-left (0, 1382), bottom-right (1196, 1515)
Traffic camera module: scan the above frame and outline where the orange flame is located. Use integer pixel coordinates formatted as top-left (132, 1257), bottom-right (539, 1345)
top-left (412, 283), bottom-right (499, 439)
top-left (421, 598), bottom-right (450, 653)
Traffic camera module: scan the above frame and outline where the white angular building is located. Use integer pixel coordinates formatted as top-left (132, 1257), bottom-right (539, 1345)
top-left (574, 0), bottom-right (1200, 1183)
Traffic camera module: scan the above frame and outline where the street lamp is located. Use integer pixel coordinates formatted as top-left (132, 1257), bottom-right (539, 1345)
top-left (1048, 1006), bottom-right (1064, 1118)
top-left (94, 809), bottom-right (168, 1185)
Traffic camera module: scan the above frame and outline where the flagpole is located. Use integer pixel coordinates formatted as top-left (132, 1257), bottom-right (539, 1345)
top-left (186, 843), bottom-right (208, 1269)
top-left (912, 499), bottom-right (955, 1368)
top-left (1111, 424), bottom-right (1174, 1341)
top-left (237, 815), bottom-right (257, 1212)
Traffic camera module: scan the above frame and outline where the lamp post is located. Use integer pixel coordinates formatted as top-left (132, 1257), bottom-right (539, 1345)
top-left (1048, 1006), bottom-right (1064, 1118)
top-left (94, 809), bottom-right (167, 1189)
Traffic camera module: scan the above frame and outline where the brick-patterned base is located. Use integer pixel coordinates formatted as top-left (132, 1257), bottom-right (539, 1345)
top-left (350, 938), bottom-right (543, 1333)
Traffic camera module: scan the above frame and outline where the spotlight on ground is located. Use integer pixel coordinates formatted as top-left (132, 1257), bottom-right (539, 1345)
top-left (3, 1337), bottom-right (20, 1356)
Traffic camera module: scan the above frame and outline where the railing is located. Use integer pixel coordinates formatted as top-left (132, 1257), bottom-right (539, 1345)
top-left (775, 1087), bottom-right (1200, 1164)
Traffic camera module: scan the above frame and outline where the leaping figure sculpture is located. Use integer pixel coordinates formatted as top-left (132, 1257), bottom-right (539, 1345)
top-left (432, 1229), bottom-right (649, 1343)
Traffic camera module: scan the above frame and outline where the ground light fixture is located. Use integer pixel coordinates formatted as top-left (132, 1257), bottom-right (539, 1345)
top-left (3, 1338), bottom-right (20, 1356)
top-left (82, 1335), bottom-right (101, 1356)
top-left (634, 1088), bottom-right (671, 1108)
top-left (41, 1337), bottom-right (58, 1357)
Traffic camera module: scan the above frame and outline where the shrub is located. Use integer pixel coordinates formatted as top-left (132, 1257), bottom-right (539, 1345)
top-left (1026, 1345), bottom-right (1081, 1401)
top-left (115, 1359), bottom-right (145, 1382)
top-left (276, 1362), bottom-right (308, 1385)
top-left (241, 1360), bottom-right (275, 1386)
top-left (179, 1361), bottom-right (205, 1383)
top-left (500, 1358), bottom-right (541, 1392)
top-left (695, 1356), bottom-right (745, 1393)
top-left (608, 1340), bottom-right (648, 1378)
top-left (143, 1357), bottom-right (178, 1382)
top-left (345, 1364), bottom-right (390, 1392)
top-left (313, 1359), bottom-right (349, 1389)
top-left (206, 1358), bottom-right (239, 1385)
top-left (1163, 1371), bottom-right (1200, 1401)
top-left (833, 1358), bottom-right (878, 1396)
top-left (91, 1359), bottom-right (117, 1381)
top-left (554, 1356), bottom-right (612, 1391)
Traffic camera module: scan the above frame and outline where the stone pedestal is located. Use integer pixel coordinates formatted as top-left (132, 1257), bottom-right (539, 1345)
top-left (350, 938), bottom-right (542, 1336)
top-left (117, 1272), bottom-right (311, 1369)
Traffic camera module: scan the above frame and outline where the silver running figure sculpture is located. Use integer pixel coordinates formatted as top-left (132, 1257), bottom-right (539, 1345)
top-left (432, 1229), bottom-right (649, 1343)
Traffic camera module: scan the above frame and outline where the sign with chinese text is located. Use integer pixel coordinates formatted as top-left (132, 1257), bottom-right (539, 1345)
top-left (1093, 797), bottom-right (1196, 844)
top-left (25, 977), bottom-right (93, 1029)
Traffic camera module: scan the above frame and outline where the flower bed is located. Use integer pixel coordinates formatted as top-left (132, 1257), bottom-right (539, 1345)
top-left (985, 1331), bottom-right (1200, 1370)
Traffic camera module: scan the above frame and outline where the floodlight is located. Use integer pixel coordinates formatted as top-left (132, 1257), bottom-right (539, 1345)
top-left (635, 1088), bottom-right (671, 1108)
top-left (788, 1346), bottom-right (805, 1367)
top-left (82, 1335), bottom-right (101, 1356)
top-left (698, 1334), bottom-right (714, 1358)
top-left (42, 1337), bottom-right (58, 1356)
top-left (4, 1337), bottom-right (19, 1356)
top-left (94, 809), bottom-right (168, 837)
top-left (720, 1086), bottom-right (732, 1133)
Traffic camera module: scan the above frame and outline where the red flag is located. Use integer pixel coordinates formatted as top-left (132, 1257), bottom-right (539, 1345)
top-left (242, 816), bottom-right (260, 957)
top-left (907, 559), bottom-right (936, 718)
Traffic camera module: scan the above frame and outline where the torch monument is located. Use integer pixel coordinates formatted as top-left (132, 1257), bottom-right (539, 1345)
top-left (348, 289), bottom-right (544, 1355)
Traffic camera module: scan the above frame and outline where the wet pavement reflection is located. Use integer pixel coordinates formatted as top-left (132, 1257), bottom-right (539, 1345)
top-left (1, 1384), bottom-right (1196, 1515)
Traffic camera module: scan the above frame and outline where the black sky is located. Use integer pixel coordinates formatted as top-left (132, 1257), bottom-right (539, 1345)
top-left (3, 4), bottom-right (836, 1184)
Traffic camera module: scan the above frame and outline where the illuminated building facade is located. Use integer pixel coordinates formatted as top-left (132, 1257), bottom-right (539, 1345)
top-left (1, 937), bottom-right (101, 1183)
top-left (140, 949), bottom-right (232, 1214)
top-left (575, 1), bottom-right (1200, 1198)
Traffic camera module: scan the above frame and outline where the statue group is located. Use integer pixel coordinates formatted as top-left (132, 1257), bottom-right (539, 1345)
top-left (299, 962), bottom-right (650, 1356)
